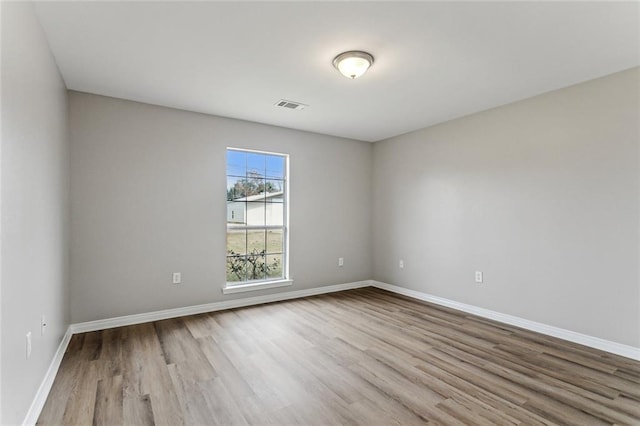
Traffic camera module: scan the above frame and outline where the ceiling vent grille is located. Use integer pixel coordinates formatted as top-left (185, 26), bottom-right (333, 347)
top-left (275, 99), bottom-right (307, 111)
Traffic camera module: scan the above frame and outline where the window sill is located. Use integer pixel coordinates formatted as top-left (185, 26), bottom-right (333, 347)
top-left (222, 279), bottom-right (293, 294)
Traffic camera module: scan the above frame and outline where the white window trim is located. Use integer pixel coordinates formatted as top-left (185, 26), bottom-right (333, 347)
top-left (222, 279), bottom-right (293, 294)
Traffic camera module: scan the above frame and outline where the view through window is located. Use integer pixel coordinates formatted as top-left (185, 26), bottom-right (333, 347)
top-left (226, 148), bottom-right (287, 284)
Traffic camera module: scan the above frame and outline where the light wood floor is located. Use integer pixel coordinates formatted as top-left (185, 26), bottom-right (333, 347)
top-left (38, 288), bottom-right (640, 425)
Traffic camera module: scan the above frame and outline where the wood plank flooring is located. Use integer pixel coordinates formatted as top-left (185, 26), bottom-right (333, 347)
top-left (38, 288), bottom-right (640, 425)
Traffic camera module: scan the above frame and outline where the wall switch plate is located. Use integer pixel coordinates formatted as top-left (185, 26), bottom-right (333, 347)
top-left (338, 257), bottom-right (344, 267)
top-left (26, 332), bottom-right (32, 360)
top-left (475, 271), bottom-right (483, 283)
top-left (41, 315), bottom-right (47, 336)
top-left (172, 272), bottom-right (181, 284)
top-left (399, 259), bottom-right (404, 269)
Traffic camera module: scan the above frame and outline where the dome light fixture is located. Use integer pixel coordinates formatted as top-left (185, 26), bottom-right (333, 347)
top-left (333, 51), bottom-right (374, 79)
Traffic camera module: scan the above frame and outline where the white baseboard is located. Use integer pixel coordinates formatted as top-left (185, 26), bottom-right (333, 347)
top-left (371, 280), bottom-right (640, 361)
top-left (22, 327), bottom-right (73, 426)
top-left (26, 280), bottom-right (370, 424)
top-left (70, 280), bottom-right (371, 334)
top-left (24, 278), bottom-right (639, 425)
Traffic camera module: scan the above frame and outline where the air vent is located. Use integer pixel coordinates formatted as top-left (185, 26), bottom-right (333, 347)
top-left (275, 99), bottom-right (307, 111)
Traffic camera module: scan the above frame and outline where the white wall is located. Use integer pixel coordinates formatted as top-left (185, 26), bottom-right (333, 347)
top-left (69, 92), bottom-right (372, 323)
top-left (1, 2), bottom-right (70, 424)
top-left (373, 68), bottom-right (640, 347)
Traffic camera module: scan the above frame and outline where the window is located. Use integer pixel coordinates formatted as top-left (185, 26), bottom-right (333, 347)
top-left (225, 148), bottom-right (289, 293)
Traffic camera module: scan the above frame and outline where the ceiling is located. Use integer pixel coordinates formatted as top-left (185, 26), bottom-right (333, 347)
top-left (34, 1), bottom-right (639, 142)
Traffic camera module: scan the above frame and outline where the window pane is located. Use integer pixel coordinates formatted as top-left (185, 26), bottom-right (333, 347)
top-left (266, 254), bottom-right (283, 280)
top-left (226, 229), bottom-right (246, 256)
top-left (247, 230), bottom-right (266, 254)
top-left (246, 252), bottom-right (266, 281)
top-left (227, 200), bottom-right (246, 225)
top-left (228, 176), bottom-right (262, 202)
top-left (227, 176), bottom-right (244, 201)
top-left (248, 178), bottom-right (268, 202)
top-left (265, 203), bottom-right (283, 226)
top-left (266, 229), bottom-right (283, 253)
top-left (245, 202), bottom-right (266, 226)
top-left (266, 156), bottom-right (285, 179)
top-left (247, 152), bottom-right (265, 178)
top-left (226, 256), bottom-right (246, 282)
top-left (227, 150), bottom-right (246, 177)
top-left (266, 179), bottom-right (284, 201)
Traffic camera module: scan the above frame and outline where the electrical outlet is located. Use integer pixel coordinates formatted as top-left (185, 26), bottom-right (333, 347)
top-left (475, 271), bottom-right (483, 283)
top-left (26, 332), bottom-right (32, 360)
top-left (172, 272), bottom-right (181, 284)
top-left (338, 257), bottom-right (344, 267)
top-left (41, 315), bottom-right (47, 336)
top-left (399, 259), bottom-right (404, 269)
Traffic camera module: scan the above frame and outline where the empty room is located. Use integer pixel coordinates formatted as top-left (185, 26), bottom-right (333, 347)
top-left (2, 1), bottom-right (639, 425)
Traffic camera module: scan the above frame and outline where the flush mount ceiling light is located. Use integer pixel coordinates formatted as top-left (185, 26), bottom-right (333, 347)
top-left (333, 51), bottom-right (374, 79)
